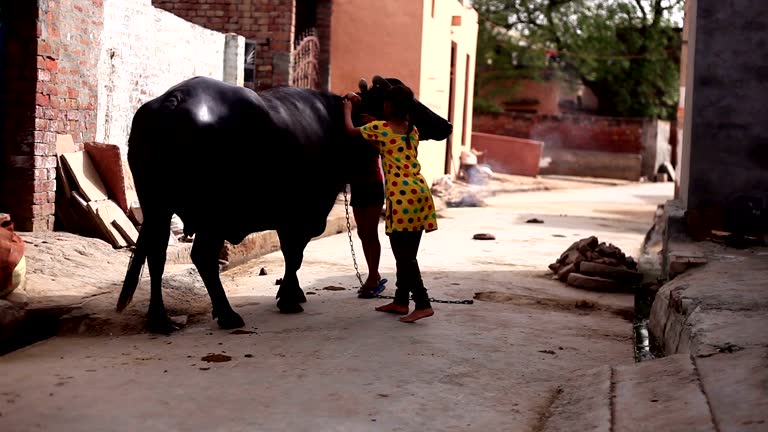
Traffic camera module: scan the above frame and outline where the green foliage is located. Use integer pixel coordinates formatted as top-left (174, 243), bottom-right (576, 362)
top-left (472, 0), bottom-right (684, 119)
top-left (473, 97), bottom-right (504, 113)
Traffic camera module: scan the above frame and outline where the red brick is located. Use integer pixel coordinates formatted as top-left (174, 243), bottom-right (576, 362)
top-left (35, 93), bottom-right (51, 106)
top-left (34, 180), bottom-right (56, 193)
top-left (34, 156), bottom-right (58, 169)
top-left (38, 42), bottom-right (52, 59)
top-left (34, 168), bottom-right (48, 180)
top-left (45, 58), bottom-right (58, 72)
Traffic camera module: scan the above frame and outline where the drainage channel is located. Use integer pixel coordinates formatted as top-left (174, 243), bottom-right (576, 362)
top-left (632, 281), bottom-right (664, 362)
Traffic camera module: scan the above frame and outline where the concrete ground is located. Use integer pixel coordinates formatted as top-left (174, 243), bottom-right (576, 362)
top-left (0, 181), bottom-right (672, 431)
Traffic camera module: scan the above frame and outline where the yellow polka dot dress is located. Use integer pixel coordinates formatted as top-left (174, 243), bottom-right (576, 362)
top-left (360, 121), bottom-right (438, 235)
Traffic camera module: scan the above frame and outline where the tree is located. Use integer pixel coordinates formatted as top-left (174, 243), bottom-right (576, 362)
top-left (473, 0), bottom-right (684, 119)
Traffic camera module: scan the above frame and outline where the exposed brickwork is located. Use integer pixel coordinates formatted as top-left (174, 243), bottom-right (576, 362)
top-left (152, 0), bottom-right (296, 89)
top-left (473, 112), bottom-right (646, 154)
top-left (1, 0), bottom-right (102, 231)
top-left (2, 0), bottom-right (235, 232)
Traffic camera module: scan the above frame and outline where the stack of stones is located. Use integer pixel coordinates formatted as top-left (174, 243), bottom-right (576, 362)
top-left (548, 236), bottom-right (642, 292)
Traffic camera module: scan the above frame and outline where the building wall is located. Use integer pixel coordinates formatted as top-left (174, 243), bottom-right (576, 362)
top-left (1, 0), bottom-right (239, 231)
top-left (1, 2), bottom-right (41, 230)
top-left (1, 0), bottom-right (104, 231)
top-left (151, 0), bottom-right (295, 89)
top-left (417, 0), bottom-right (478, 184)
top-left (474, 112), bottom-right (670, 180)
top-left (474, 112), bottom-right (646, 154)
top-left (479, 78), bottom-right (560, 115)
top-left (329, 0), bottom-right (478, 186)
top-left (678, 0), bottom-right (768, 225)
top-left (471, 132), bottom-right (542, 177)
top-left (328, 0), bottom-right (423, 97)
top-left (97, 0), bottom-right (229, 155)
top-left (477, 75), bottom-right (598, 115)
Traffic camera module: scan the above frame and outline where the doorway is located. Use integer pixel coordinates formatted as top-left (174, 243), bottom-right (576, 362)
top-left (444, 41), bottom-right (458, 175)
top-left (0, 3), bottom-right (39, 219)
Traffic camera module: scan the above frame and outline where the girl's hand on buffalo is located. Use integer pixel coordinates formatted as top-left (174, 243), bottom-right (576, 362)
top-left (344, 93), bottom-right (361, 104)
top-left (343, 99), bottom-right (354, 113)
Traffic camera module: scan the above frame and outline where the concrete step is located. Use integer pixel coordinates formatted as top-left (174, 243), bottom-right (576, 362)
top-left (166, 200), bottom-right (358, 269)
top-left (540, 354), bottom-right (717, 432)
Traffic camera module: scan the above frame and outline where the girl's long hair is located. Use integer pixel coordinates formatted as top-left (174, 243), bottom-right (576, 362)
top-left (385, 85), bottom-right (416, 145)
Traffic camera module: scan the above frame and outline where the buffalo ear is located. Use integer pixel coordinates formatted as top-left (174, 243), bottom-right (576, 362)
top-left (372, 75), bottom-right (391, 88)
top-left (358, 78), bottom-right (369, 93)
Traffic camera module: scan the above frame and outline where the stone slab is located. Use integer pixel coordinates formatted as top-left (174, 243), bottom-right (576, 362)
top-left (541, 365), bottom-right (611, 432)
top-left (695, 347), bottom-right (768, 432)
top-left (614, 354), bottom-right (716, 432)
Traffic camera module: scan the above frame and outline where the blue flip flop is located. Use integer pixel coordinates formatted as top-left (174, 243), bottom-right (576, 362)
top-left (358, 278), bottom-right (387, 299)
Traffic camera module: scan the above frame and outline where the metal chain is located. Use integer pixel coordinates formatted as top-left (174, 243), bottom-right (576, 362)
top-left (343, 188), bottom-right (365, 287)
top-left (342, 189), bottom-right (473, 305)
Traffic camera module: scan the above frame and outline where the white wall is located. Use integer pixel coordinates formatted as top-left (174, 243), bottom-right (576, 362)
top-left (96, 0), bottom-right (230, 156)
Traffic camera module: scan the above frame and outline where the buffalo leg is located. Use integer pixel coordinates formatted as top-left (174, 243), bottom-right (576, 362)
top-left (143, 212), bottom-right (179, 334)
top-left (191, 232), bottom-right (244, 329)
top-left (276, 229), bottom-right (311, 314)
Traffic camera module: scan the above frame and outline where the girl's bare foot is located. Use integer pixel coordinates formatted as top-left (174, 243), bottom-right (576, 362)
top-left (375, 302), bottom-right (409, 315)
top-left (399, 308), bottom-right (434, 323)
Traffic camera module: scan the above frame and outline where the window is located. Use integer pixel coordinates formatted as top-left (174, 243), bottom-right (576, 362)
top-left (461, 54), bottom-right (471, 146)
top-left (244, 40), bottom-right (256, 90)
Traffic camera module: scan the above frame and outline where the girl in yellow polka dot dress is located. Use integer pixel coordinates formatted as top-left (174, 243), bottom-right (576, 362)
top-left (343, 85), bottom-right (436, 323)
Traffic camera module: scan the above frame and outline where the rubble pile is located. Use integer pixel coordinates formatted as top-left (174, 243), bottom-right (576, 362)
top-left (548, 236), bottom-right (642, 292)
top-left (430, 175), bottom-right (488, 208)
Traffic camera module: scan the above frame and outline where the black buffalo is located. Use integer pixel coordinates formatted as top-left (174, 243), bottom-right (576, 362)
top-left (116, 75), bottom-right (452, 333)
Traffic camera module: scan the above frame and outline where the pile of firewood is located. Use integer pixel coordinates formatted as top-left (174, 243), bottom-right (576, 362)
top-left (548, 236), bottom-right (642, 292)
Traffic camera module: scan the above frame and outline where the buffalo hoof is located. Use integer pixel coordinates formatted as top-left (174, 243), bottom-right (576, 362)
top-left (277, 299), bottom-right (304, 314)
top-left (147, 314), bottom-right (183, 335)
top-left (217, 311), bottom-right (245, 330)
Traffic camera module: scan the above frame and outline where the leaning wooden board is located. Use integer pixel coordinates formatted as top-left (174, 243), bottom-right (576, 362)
top-left (60, 151), bottom-right (109, 202)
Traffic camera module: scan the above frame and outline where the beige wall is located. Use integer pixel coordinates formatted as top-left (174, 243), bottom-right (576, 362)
top-left (417, 0), bottom-right (479, 184)
top-left (329, 0), bottom-right (478, 186)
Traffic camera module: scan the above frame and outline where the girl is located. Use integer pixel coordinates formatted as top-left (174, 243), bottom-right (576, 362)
top-left (343, 85), bottom-right (437, 323)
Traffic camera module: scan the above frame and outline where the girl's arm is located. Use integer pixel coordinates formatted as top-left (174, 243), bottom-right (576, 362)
top-left (343, 99), bottom-right (362, 137)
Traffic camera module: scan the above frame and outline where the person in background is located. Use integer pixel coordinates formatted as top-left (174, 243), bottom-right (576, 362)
top-left (343, 85), bottom-right (437, 323)
top-left (347, 99), bottom-right (388, 299)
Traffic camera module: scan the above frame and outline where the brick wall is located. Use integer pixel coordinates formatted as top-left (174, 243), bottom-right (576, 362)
top-left (151, 0), bottom-right (296, 89)
top-left (2, 0), bottom-right (104, 231)
top-left (473, 112), bottom-right (672, 180)
top-left (1, 0), bottom-right (241, 231)
top-left (96, 0), bottom-right (229, 155)
top-left (473, 112), bottom-right (646, 154)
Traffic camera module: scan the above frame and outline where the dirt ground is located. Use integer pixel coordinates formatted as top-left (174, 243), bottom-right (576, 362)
top-left (0, 181), bottom-right (673, 431)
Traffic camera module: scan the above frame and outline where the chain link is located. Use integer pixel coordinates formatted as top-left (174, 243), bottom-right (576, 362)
top-left (343, 189), bottom-right (365, 287)
top-left (342, 189), bottom-right (473, 305)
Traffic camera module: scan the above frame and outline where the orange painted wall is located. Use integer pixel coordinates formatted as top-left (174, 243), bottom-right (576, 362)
top-left (329, 0), bottom-right (478, 185)
top-left (329, 0), bottom-right (423, 97)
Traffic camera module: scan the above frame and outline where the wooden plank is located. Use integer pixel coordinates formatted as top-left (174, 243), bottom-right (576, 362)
top-left (55, 134), bottom-right (77, 155)
top-left (61, 151), bottom-right (109, 202)
top-left (108, 201), bottom-right (139, 246)
top-left (86, 199), bottom-right (128, 248)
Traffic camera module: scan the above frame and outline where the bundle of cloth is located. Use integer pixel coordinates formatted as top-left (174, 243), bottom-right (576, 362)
top-left (0, 219), bottom-right (26, 298)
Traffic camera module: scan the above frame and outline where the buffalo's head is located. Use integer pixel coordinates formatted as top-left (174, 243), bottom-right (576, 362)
top-left (352, 76), bottom-right (453, 142)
